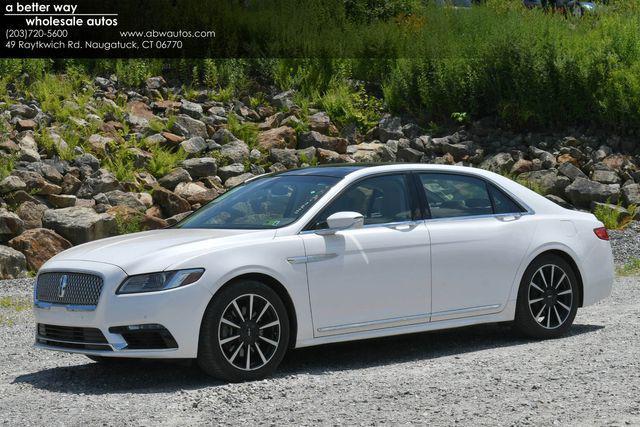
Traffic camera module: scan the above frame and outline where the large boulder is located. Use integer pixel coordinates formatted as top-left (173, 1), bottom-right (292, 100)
top-left (0, 246), bottom-right (27, 279)
top-left (0, 176), bottom-right (27, 194)
top-left (152, 187), bottom-right (191, 217)
top-left (622, 183), bottom-right (640, 206)
top-left (103, 190), bottom-right (148, 211)
top-left (182, 158), bottom-right (217, 179)
top-left (76, 170), bottom-right (120, 198)
top-left (219, 140), bottom-right (250, 163)
top-left (180, 100), bottom-right (203, 119)
top-left (0, 209), bottom-right (25, 243)
top-left (480, 153), bottom-right (514, 173)
top-left (173, 114), bottom-right (208, 139)
top-left (8, 228), bottom-right (72, 270)
top-left (16, 201), bottom-right (47, 229)
top-left (218, 163), bottom-right (246, 181)
top-left (518, 170), bottom-right (571, 197)
top-left (565, 177), bottom-right (620, 208)
top-left (269, 149), bottom-right (299, 169)
top-left (377, 116), bottom-right (404, 143)
top-left (43, 207), bottom-right (117, 245)
top-left (257, 126), bottom-right (297, 150)
top-left (558, 162), bottom-right (587, 181)
top-left (298, 131), bottom-right (348, 154)
top-left (158, 168), bottom-right (192, 191)
top-left (348, 143), bottom-right (384, 163)
top-left (180, 137), bottom-right (207, 155)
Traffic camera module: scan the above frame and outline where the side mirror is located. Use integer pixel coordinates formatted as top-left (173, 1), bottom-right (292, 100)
top-left (316, 212), bottom-right (365, 236)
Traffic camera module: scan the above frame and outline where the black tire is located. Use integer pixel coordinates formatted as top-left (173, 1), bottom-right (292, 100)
top-left (514, 254), bottom-right (579, 339)
top-left (197, 280), bottom-right (290, 382)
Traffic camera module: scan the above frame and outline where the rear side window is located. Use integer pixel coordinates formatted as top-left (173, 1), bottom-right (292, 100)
top-left (488, 184), bottom-right (525, 214)
top-left (311, 174), bottom-right (414, 229)
top-left (418, 173), bottom-right (524, 219)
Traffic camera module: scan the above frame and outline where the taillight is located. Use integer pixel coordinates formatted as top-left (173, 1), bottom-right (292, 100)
top-left (594, 227), bottom-right (609, 241)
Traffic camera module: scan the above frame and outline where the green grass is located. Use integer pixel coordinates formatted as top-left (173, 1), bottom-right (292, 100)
top-left (617, 258), bottom-right (640, 277)
top-left (0, 296), bottom-right (30, 312)
top-left (0, 155), bottom-right (15, 180)
top-left (593, 200), bottom-right (637, 230)
top-left (114, 211), bottom-right (145, 235)
top-left (147, 145), bottom-right (188, 178)
top-left (227, 114), bottom-right (259, 148)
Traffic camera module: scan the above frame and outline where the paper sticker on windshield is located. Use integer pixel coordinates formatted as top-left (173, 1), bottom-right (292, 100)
top-left (267, 219), bottom-right (281, 226)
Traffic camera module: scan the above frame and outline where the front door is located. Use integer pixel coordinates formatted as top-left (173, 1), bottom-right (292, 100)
top-left (299, 173), bottom-right (431, 337)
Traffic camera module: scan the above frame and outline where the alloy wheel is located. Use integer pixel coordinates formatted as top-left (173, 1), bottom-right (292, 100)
top-left (527, 264), bottom-right (574, 330)
top-left (218, 294), bottom-right (281, 371)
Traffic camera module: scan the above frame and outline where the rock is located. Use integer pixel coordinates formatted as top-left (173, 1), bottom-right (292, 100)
top-left (591, 167), bottom-right (620, 185)
top-left (182, 158), bottom-right (217, 179)
top-left (518, 170), bottom-right (571, 197)
top-left (481, 153), bottom-right (515, 173)
top-left (87, 134), bottom-right (112, 154)
top-left (220, 140), bottom-right (250, 163)
top-left (141, 215), bottom-right (169, 230)
top-left (17, 119), bottom-right (36, 131)
top-left (316, 148), bottom-right (353, 164)
top-left (161, 132), bottom-right (185, 146)
top-left (158, 168), bottom-right (192, 191)
top-left (211, 128), bottom-right (239, 145)
top-left (152, 187), bottom-right (191, 217)
top-left (25, 162), bottom-right (63, 184)
top-left (565, 177), bottom-right (620, 208)
top-left (511, 159), bottom-right (534, 175)
top-left (180, 137), bottom-right (207, 155)
top-left (0, 176), bottom-right (26, 194)
top-left (180, 100), bottom-right (203, 118)
top-left (298, 131), bottom-right (348, 154)
top-left (557, 153), bottom-right (579, 166)
top-left (16, 201), bottom-right (47, 229)
top-left (558, 162), bottom-right (587, 181)
top-left (46, 194), bottom-right (76, 208)
top-left (272, 90), bottom-right (295, 109)
top-left (545, 195), bottom-right (573, 209)
top-left (61, 174), bottom-right (81, 195)
top-left (218, 163), bottom-right (246, 181)
top-left (309, 112), bottom-right (332, 134)
top-left (185, 188), bottom-right (222, 205)
top-left (166, 211), bottom-right (193, 226)
top-left (0, 245), bottom-right (27, 279)
top-left (602, 154), bottom-right (625, 171)
top-left (396, 145), bottom-right (424, 163)
top-left (10, 170), bottom-right (61, 195)
top-left (173, 115), bottom-right (208, 139)
top-left (146, 76), bottom-right (166, 90)
top-left (18, 147), bottom-right (40, 162)
top-left (76, 170), bottom-right (120, 198)
top-left (8, 228), bottom-right (72, 270)
top-left (0, 209), bottom-right (25, 243)
top-left (350, 143), bottom-right (385, 163)
top-left (94, 76), bottom-right (112, 90)
top-left (257, 126), bottom-right (297, 150)
top-left (621, 184), bottom-right (640, 206)
top-left (73, 153), bottom-right (101, 171)
top-left (269, 149), bottom-right (298, 169)
top-left (9, 103), bottom-right (37, 119)
top-left (104, 190), bottom-right (147, 211)
top-left (442, 142), bottom-right (471, 161)
top-left (42, 207), bottom-right (117, 245)
top-left (174, 182), bottom-right (207, 200)
top-left (377, 116), bottom-right (404, 143)
top-left (225, 173), bottom-right (254, 188)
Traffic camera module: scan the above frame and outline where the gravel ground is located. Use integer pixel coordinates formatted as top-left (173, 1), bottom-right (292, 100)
top-left (1, 242), bottom-right (639, 425)
top-left (610, 221), bottom-right (640, 265)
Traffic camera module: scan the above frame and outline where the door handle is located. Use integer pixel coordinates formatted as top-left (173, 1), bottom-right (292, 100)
top-left (496, 214), bottom-right (522, 222)
top-left (388, 221), bottom-right (418, 231)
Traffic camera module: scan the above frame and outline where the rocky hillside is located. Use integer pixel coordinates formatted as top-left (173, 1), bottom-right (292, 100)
top-left (1, 75), bottom-right (639, 279)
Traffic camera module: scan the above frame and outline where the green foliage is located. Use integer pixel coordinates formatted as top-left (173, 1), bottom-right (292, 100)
top-left (114, 211), bottom-right (145, 235)
top-left (147, 145), bottom-right (188, 178)
top-left (227, 114), bottom-right (259, 148)
top-left (318, 80), bottom-right (383, 130)
top-left (617, 258), bottom-right (640, 277)
top-left (0, 155), bottom-right (15, 180)
top-left (593, 200), bottom-right (637, 230)
top-left (0, 296), bottom-right (30, 312)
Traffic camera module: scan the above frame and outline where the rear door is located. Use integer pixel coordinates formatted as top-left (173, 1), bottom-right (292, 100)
top-left (417, 173), bottom-right (537, 321)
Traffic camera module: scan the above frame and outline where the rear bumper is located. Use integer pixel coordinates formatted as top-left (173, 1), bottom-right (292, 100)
top-left (33, 260), bottom-right (213, 359)
top-left (580, 240), bottom-right (614, 307)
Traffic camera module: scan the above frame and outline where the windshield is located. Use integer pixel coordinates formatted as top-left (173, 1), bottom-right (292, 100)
top-left (176, 175), bottom-right (340, 230)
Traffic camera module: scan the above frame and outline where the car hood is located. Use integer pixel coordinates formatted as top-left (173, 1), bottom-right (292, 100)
top-left (48, 228), bottom-right (276, 275)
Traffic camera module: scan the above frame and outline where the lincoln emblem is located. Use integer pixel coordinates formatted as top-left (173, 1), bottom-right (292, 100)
top-left (58, 275), bottom-right (68, 299)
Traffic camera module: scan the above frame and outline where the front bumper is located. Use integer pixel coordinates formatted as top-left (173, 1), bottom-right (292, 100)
top-left (33, 260), bottom-right (213, 359)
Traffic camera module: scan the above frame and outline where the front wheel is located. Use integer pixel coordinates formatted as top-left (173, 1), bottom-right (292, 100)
top-left (198, 280), bottom-right (290, 382)
top-left (514, 255), bottom-right (579, 339)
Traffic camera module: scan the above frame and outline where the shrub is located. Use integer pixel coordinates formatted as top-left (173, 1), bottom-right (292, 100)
top-left (593, 201), bottom-right (637, 230)
top-left (147, 145), bottom-right (188, 178)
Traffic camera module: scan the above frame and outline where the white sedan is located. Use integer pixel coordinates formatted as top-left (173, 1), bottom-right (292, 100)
top-left (34, 164), bottom-right (614, 381)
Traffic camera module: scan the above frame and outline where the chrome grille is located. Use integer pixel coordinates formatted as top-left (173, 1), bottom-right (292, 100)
top-left (35, 272), bottom-right (103, 306)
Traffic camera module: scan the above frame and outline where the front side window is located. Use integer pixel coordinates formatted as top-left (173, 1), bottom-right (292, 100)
top-left (177, 175), bottom-right (339, 229)
top-left (310, 174), bottom-right (414, 229)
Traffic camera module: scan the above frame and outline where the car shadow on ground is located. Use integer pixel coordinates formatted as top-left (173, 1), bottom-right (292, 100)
top-left (13, 323), bottom-right (603, 394)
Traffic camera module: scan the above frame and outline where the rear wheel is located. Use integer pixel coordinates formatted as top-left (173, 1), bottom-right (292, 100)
top-left (514, 254), bottom-right (578, 339)
top-left (198, 280), bottom-right (290, 382)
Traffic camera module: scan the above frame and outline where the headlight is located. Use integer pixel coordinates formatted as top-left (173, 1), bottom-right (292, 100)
top-left (117, 269), bottom-right (205, 295)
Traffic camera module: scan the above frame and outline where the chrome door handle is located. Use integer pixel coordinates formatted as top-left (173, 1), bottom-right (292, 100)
top-left (496, 214), bottom-right (522, 222)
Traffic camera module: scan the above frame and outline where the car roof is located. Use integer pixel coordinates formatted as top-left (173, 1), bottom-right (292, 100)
top-left (275, 165), bottom-right (373, 178)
